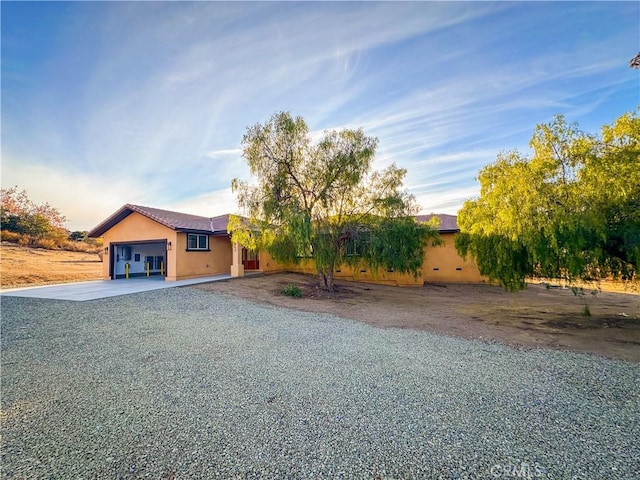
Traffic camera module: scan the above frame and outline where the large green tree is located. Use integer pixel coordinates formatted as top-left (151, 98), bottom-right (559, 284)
top-left (456, 111), bottom-right (640, 291)
top-left (230, 111), bottom-right (439, 291)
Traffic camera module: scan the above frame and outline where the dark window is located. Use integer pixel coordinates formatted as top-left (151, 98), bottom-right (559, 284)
top-left (187, 234), bottom-right (208, 250)
top-left (122, 246), bottom-right (132, 261)
top-left (345, 232), bottom-right (369, 257)
top-left (134, 253), bottom-right (141, 262)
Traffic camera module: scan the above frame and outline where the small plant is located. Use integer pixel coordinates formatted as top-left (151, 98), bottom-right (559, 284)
top-left (281, 284), bottom-right (302, 298)
top-left (571, 285), bottom-right (599, 317)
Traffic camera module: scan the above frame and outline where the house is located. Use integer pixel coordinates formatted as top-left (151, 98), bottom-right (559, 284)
top-left (87, 204), bottom-right (236, 281)
top-left (88, 204), bottom-right (485, 285)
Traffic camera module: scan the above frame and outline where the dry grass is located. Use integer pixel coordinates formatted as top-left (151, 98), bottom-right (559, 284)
top-left (0, 242), bottom-right (102, 288)
top-left (1, 230), bottom-right (102, 253)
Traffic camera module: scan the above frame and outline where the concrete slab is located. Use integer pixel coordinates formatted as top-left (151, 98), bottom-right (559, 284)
top-left (0, 274), bottom-right (232, 302)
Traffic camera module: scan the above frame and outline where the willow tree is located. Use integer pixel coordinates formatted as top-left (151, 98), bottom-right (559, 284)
top-left (456, 111), bottom-right (640, 291)
top-left (229, 111), bottom-right (439, 291)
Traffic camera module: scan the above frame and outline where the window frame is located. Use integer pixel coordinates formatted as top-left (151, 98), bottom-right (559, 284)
top-left (345, 232), bottom-right (370, 257)
top-left (186, 233), bottom-right (210, 251)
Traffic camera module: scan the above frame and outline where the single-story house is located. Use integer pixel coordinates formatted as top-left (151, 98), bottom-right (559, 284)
top-left (88, 204), bottom-right (485, 285)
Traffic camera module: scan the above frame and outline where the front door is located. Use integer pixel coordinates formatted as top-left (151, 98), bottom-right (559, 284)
top-left (242, 248), bottom-right (259, 270)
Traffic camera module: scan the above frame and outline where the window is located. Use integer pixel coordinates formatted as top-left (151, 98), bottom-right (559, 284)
top-left (345, 232), bottom-right (369, 257)
top-left (187, 234), bottom-right (209, 251)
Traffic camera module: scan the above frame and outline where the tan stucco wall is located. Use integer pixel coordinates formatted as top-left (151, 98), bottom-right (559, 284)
top-left (101, 212), bottom-right (177, 280)
top-left (263, 232), bottom-right (485, 286)
top-left (423, 232), bottom-right (486, 283)
top-left (256, 249), bottom-right (283, 273)
top-left (334, 263), bottom-right (423, 287)
top-left (100, 213), bottom-right (484, 285)
top-left (265, 257), bottom-right (423, 287)
top-left (174, 233), bottom-right (231, 280)
top-left (276, 258), bottom-right (316, 276)
top-left (99, 212), bottom-right (233, 281)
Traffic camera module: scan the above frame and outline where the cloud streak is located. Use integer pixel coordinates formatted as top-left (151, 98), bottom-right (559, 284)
top-left (2, 2), bottom-right (637, 229)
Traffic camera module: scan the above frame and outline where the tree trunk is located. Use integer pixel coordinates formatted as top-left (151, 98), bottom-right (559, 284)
top-left (318, 268), bottom-right (335, 292)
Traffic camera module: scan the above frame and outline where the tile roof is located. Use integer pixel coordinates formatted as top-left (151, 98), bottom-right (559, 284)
top-left (416, 213), bottom-right (459, 232)
top-left (210, 213), bottom-right (231, 232)
top-left (127, 205), bottom-right (228, 232)
top-left (88, 204), bottom-right (460, 237)
top-left (87, 204), bottom-right (231, 237)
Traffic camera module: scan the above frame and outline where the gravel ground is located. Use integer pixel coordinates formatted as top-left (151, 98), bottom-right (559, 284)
top-left (1, 287), bottom-right (639, 479)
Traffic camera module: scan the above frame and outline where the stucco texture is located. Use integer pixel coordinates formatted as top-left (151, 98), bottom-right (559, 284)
top-left (423, 233), bottom-right (486, 284)
top-left (101, 213), bottom-right (177, 280)
top-left (98, 211), bottom-right (484, 286)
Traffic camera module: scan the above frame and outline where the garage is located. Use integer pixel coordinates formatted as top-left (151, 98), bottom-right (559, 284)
top-left (89, 204), bottom-right (232, 282)
top-left (110, 240), bottom-right (168, 279)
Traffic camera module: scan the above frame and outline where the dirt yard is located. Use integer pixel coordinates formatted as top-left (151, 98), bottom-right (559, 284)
top-left (2, 243), bottom-right (638, 362)
top-left (0, 243), bottom-right (102, 288)
top-left (195, 273), bottom-right (640, 362)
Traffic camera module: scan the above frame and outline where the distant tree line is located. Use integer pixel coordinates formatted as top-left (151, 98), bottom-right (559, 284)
top-left (1, 186), bottom-right (101, 252)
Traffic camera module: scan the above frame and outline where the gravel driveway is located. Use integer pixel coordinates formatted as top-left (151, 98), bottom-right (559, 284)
top-left (2, 287), bottom-right (639, 479)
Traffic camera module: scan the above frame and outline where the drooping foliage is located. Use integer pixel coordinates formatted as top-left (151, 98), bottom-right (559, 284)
top-left (230, 111), bottom-right (439, 291)
top-left (456, 111), bottom-right (640, 291)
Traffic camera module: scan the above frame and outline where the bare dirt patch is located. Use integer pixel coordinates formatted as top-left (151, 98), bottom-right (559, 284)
top-left (195, 273), bottom-right (640, 362)
top-left (0, 243), bottom-right (102, 288)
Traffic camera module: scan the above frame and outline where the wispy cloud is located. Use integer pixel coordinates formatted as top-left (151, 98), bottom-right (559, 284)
top-left (1, 1), bottom-right (637, 229)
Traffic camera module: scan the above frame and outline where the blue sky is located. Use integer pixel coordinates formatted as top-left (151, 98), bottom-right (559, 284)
top-left (2, 2), bottom-right (638, 230)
